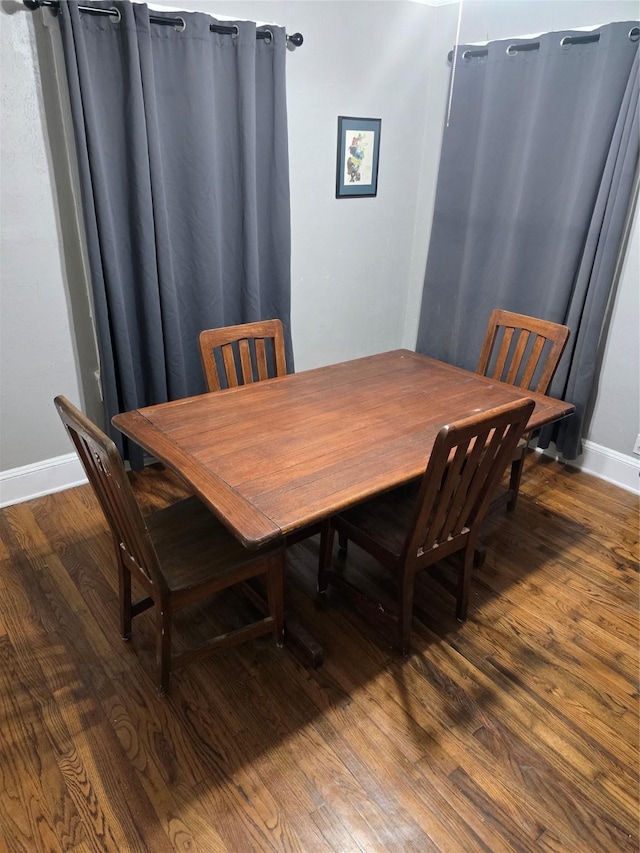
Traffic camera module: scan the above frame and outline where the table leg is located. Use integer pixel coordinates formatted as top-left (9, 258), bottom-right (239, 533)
top-left (242, 579), bottom-right (324, 668)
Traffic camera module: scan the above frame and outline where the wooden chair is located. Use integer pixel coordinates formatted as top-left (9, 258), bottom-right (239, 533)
top-left (199, 319), bottom-right (287, 392)
top-left (198, 319), bottom-right (320, 547)
top-left (318, 398), bottom-right (535, 655)
top-left (477, 309), bottom-right (569, 511)
top-left (54, 395), bottom-right (285, 695)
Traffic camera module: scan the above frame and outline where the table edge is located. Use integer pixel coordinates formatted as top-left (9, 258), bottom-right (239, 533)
top-left (112, 410), bottom-right (282, 549)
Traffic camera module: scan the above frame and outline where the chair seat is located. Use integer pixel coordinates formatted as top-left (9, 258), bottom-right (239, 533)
top-left (146, 497), bottom-right (283, 594)
top-left (337, 481), bottom-right (422, 559)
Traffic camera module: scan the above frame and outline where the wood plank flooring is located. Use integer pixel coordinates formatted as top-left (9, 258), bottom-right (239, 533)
top-left (0, 455), bottom-right (637, 852)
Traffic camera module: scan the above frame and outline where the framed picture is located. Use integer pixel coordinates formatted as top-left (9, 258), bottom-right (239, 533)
top-left (336, 116), bottom-right (381, 198)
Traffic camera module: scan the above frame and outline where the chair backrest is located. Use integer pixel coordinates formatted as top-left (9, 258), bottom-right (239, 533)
top-left (54, 396), bottom-right (167, 593)
top-left (199, 319), bottom-right (288, 392)
top-left (476, 309), bottom-right (570, 394)
top-left (404, 398), bottom-right (535, 563)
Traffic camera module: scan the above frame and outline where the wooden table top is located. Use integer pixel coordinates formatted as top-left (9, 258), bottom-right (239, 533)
top-left (113, 350), bottom-right (575, 548)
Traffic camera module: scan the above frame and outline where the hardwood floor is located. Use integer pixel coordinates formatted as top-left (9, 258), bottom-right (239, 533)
top-left (0, 456), bottom-right (637, 852)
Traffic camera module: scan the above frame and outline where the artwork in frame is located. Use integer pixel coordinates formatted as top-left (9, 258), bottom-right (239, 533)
top-left (336, 116), bottom-right (381, 198)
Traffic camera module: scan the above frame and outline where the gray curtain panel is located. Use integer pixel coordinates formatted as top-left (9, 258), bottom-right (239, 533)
top-left (58, 0), bottom-right (292, 466)
top-left (415, 22), bottom-right (639, 460)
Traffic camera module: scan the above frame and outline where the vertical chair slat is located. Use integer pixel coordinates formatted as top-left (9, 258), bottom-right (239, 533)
top-left (221, 343), bottom-right (239, 388)
top-left (238, 339), bottom-right (254, 385)
top-left (505, 330), bottom-right (530, 385)
top-left (255, 339), bottom-right (269, 381)
top-left (493, 327), bottom-right (514, 381)
top-left (520, 335), bottom-right (546, 390)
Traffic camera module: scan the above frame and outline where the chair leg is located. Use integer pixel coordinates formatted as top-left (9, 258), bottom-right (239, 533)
top-left (118, 558), bottom-right (132, 640)
top-left (456, 544), bottom-right (474, 622)
top-left (266, 555), bottom-right (285, 648)
top-left (318, 521), bottom-right (335, 593)
top-left (338, 531), bottom-right (348, 553)
top-left (507, 449), bottom-right (527, 512)
top-left (398, 569), bottom-right (415, 657)
top-left (156, 604), bottom-right (172, 696)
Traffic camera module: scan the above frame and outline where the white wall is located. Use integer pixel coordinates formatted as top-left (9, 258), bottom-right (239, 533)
top-left (0, 7), bottom-right (85, 470)
top-left (587, 197), bottom-right (639, 454)
top-left (1, 0), bottom-right (638, 501)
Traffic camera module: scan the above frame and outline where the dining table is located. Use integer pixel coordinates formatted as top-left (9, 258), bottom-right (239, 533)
top-left (113, 349), bottom-right (575, 664)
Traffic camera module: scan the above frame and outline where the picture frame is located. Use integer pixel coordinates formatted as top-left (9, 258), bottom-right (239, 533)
top-left (336, 116), bottom-right (381, 198)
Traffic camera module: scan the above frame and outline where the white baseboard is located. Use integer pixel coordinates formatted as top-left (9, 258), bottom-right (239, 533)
top-left (0, 453), bottom-right (87, 508)
top-left (1, 439), bottom-right (638, 508)
top-left (540, 439), bottom-right (640, 496)
top-left (573, 440), bottom-right (640, 495)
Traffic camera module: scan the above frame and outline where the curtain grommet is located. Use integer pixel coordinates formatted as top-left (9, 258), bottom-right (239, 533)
top-left (263, 28), bottom-right (273, 45)
top-left (506, 44), bottom-right (517, 56)
top-left (629, 26), bottom-right (640, 42)
top-left (108, 7), bottom-right (121, 23)
top-left (173, 16), bottom-right (186, 32)
top-left (231, 24), bottom-right (239, 38)
top-left (560, 36), bottom-right (571, 48)
top-left (462, 50), bottom-right (472, 61)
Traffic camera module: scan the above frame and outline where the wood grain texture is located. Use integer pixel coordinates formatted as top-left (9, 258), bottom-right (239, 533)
top-left (113, 351), bottom-right (574, 547)
top-left (0, 457), bottom-right (636, 852)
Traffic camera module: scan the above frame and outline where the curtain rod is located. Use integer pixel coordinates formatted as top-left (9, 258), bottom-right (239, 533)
top-left (447, 31), bottom-right (609, 63)
top-left (23, 0), bottom-right (304, 46)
